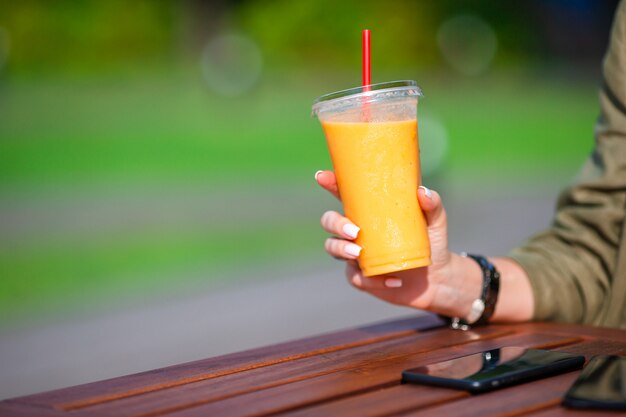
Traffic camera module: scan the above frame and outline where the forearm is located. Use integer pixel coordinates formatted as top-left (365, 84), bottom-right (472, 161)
top-left (491, 257), bottom-right (534, 322)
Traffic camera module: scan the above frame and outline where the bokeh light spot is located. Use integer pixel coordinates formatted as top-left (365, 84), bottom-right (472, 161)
top-left (437, 14), bottom-right (498, 76)
top-left (201, 31), bottom-right (263, 97)
top-left (419, 114), bottom-right (449, 176)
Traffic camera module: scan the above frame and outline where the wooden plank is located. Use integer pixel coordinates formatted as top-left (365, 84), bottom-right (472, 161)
top-left (0, 402), bottom-right (82, 417)
top-left (278, 384), bottom-right (468, 417)
top-left (504, 322), bottom-right (626, 343)
top-left (400, 372), bottom-right (576, 417)
top-left (9, 314), bottom-right (443, 410)
top-left (149, 332), bottom-right (581, 417)
top-left (83, 327), bottom-right (511, 417)
top-left (551, 338), bottom-right (626, 359)
top-left (276, 338), bottom-right (613, 417)
top-left (523, 406), bottom-right (625, 416)
top-left (383, 339), bottom-right (626, 417)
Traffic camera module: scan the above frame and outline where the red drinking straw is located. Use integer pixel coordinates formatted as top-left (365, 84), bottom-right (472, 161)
top-left (362, 29), bottom-right (371, 90)
top-left (362, 29), bottom-right (371, 121)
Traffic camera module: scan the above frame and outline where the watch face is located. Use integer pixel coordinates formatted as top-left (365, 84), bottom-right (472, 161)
top-left (467, 299), bottom-right (485, 323)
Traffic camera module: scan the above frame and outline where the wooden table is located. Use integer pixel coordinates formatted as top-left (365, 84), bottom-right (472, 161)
top-left (2, 314), bottom-right (625, 417)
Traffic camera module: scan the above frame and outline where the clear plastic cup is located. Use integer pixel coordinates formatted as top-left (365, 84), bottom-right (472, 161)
top-left (313, 80), bottom-right (431, 276)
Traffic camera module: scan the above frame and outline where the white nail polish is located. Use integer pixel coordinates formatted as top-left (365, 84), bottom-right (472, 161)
top-left (315, 170), bottom-right (323, 181)
top-left (385, 278), bottom-right (403, 288)
top-left (342, 223), bottom-right (360, 238)
top-left (419, 185), bottom-right (433, 199)
top-left (344, 243), bottom-right (362, 257)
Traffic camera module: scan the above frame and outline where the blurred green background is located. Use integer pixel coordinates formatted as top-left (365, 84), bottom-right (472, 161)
top-left (0, 0), bottom-right (619, 324)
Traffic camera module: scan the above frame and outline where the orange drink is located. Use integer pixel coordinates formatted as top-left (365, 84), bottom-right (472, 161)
top-left (313, 81), bottom-right (431, 276)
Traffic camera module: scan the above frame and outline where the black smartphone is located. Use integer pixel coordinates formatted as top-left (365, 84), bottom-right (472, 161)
top-left (401, 346), bottom-right (585, 394)
top-left (562, 355), bottom-right (626, 411)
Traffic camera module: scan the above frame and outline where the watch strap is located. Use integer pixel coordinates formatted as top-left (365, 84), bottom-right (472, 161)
top-left (468, 254), bottom-right (500, 326)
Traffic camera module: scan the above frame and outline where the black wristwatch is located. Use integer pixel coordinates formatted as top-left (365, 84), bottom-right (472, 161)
top-left (443, 253), bottom-right (501, 331)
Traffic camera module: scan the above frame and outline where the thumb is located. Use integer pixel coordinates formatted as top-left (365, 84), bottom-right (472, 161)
top-left (315, 170), bottom-right (341, 201)
top-left (418, 186), bottom-right (446, 228)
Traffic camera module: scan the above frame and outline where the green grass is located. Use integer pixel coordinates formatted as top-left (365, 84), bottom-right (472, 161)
top-left (0, 74), bottom-right (597, 184)
top-left (430, 80), bottom-right (597, 175)
top-left (0, 78), bottom-right (327, 184)
top-left (0, 72), bottom-right (600, 322)
top-left (0, 221), bottom-right (326, 322)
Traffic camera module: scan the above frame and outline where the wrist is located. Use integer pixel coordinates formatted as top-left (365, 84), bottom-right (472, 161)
top-left (431, 252), bottom-right (483, 319)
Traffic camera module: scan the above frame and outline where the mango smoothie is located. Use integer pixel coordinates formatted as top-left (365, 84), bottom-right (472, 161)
top-left (322, 119), bottom-right (431, 276)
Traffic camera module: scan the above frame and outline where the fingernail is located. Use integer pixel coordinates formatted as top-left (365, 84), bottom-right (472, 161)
top-left (342, 223), bottom-right (360, 238)
top-left (344, 243), bottom-right (362, 257)
top-left (385, 278), bottom-right (403, 288)
top-left (419, 185), bottom-right (433, 199)
top-left (315, 170), bottom-right (323, 181)
top-left (352, 274), bottom-right (363, 287)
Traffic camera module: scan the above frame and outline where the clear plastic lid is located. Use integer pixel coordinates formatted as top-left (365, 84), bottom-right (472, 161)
top-left (312, 80), bottom-right (422, 118)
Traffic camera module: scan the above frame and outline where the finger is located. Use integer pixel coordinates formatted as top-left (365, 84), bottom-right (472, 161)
top-left (320, 210), bottom-right (360, 240)
top-left (315, 170), bottom-right (340, 200)
top-left (325, 238), bottom-right (362, 260)
top-left (345, 264), bottom-right (405, 290)
top-left (345, 261), bottom-right (364, 290)
top-left (418, 186), bottom-right (446, 228)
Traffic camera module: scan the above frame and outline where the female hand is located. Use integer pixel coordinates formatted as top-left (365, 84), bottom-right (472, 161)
top-left (316, 170), bottom-right (480, 318)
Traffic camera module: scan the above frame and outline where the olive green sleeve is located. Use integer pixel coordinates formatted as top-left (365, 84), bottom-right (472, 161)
top-left (508, 1), bottom-right (626, 324)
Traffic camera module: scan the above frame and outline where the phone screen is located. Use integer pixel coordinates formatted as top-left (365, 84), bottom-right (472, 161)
top-left (563, 355), bottom-right (626, 411)
top-left (402, 347), bottom-right (585, 393)
top-left (407, 347), bottom-right (577, 380)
